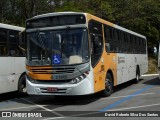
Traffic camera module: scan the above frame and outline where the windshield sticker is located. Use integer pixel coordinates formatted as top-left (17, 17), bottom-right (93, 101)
top-left (52, 55), bottom-right (61, 64)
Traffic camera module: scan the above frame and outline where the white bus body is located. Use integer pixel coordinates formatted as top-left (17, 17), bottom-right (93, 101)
top-left (0, 23), bottom-right (26, 94)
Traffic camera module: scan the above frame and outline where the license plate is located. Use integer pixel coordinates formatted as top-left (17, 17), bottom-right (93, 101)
top-left (47, 87), bottom-right (58, 92)
top-left (52, 75), bottom-right (68, 80)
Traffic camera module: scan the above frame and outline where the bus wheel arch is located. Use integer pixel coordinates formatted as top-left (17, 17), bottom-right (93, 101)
top-left (18, 72), bottom-right (27, 95)
top-left (101, 70), bottom-right (114, 97)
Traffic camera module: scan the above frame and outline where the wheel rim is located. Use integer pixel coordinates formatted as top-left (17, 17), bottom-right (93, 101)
top-left (21, 85), bottom-right (27, 93)
top-left (21, 80), bottom-right (26, 93)
top-left (136, 73), bottom-right (139, 81)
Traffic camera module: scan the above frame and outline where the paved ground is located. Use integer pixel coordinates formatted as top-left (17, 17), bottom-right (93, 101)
top-left (0, 74), bottom-right (160, 120)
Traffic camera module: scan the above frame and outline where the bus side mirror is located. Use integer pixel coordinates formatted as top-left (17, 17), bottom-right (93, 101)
top-left (148, 47), bottom-right (154, 55)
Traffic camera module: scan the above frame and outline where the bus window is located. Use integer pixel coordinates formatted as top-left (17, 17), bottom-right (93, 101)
top-left (9, 30), bottom-right (25, 56)
top-left (105, 43), bottom-right (111, 52)
top-left (90, 34), bottom-right (103, 67)
top-left (0, 30), bottom-right (7, 43)
top-left (0, 44), bottom-right (8, 56)
top-left (0, 30), bottom-right (8, 56)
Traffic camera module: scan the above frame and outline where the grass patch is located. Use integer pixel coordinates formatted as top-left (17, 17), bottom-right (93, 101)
top-left (146, 55), bottom-right (158, 74)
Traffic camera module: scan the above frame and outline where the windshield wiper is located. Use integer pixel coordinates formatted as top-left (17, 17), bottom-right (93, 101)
top-left (36, 30), bottom-right (48, 60)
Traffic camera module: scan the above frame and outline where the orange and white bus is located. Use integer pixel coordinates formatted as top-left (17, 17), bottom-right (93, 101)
top-left (25, 12), bottom-right (148, 96)
top-left (0, 23), bottom-right (26, 94)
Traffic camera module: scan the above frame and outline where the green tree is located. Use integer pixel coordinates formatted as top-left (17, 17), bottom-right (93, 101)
top-left (0, 0), bottom-right (159, 47)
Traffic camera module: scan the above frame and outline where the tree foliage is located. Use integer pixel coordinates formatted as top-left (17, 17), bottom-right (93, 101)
top-left (0, 0), bottom-right (159, 46)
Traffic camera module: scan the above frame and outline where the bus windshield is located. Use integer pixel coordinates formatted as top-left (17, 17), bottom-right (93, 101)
top-left (26, 28), bottom-right (89, 66)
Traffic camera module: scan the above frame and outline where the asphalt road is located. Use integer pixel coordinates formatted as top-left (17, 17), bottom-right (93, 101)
top-left (0, 74), bottom-right (160, 120)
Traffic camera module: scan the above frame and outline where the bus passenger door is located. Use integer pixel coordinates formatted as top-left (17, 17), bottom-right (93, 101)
top-left (90, 34), bottom-right (105, 93)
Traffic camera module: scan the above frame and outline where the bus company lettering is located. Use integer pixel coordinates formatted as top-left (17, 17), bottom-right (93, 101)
top-left (118, 57), bottom-right (125, 64)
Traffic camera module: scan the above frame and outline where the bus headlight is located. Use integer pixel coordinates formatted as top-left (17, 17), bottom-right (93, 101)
top-left (69, 71), bottom-right (90, 84)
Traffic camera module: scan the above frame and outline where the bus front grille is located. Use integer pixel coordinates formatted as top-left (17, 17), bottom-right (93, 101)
top-left (31, 67), bottom-right (75, 74)
top-left (33, 79), bottom-right (72, 84)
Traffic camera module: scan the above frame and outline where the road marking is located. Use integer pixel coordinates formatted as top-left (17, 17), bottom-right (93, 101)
top-left (99, 85), bottom-right (154, 112)
top-left (101, 92), bottom-right (156, 100)
top-left (42, 92), bottom-right (159, 120)
top-left (42, 117), bottom-right (65, 120)
top-left (20, 92), bottom-right (157, 119)
top-left (108, 103), bottom-right (160, 111)
top-left (142, 74), bottom-right (159, 77)
top-left (21, 98), bottom-right (64, 117)
top-left (1, 93), bottom-right (155, 111)
top-left (21, 98), bottom-right (52, 111)
top-left (0, 105), bottom-right (45, 111)
top-left (0, 101), bottom-right (17, 107)
top-left (42, 103), bottom-right (160, 120)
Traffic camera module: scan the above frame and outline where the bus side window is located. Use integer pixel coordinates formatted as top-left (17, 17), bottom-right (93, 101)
top-left (90, 34), bottom-right (95, 55)
top-left (105, 43), bottom-right (110, 52)
top-left (9, 30), bottom-right (25, 57)
top-left (0, 29), bottom-right (8, 56)
top-left (104, 25), bottom-right (113, 53)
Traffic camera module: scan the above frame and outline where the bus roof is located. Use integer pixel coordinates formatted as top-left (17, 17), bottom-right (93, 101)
top-left (114, 25), bottom-right (146, 39)
top-left (0, 23), bottom-right (25, 31)
top-left (28, 12), bottom-right (85, 20)
top-left (27, 12), bottom-right (146, 39)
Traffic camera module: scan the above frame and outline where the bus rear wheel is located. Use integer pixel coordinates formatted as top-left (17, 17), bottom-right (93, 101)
top-left (18, 74), bottom-right (27, 95)
top-left (101, 73), bottom-right (113, 97)
top-left (134, 68), bottom-right (140, 83)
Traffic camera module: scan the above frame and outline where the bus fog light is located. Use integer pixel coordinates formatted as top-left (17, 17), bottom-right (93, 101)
top-left (35, 88), bottom-right (41, 93)
top-left (66, 88), bottom-right (72, 93)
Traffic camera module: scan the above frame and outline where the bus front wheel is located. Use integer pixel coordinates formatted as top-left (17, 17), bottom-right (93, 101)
top-left (101, 73), bottom-right (113, 97)
top-left (18, 74), bottom-right (27, 95)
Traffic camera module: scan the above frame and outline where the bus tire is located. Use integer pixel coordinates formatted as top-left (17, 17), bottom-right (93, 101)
top-left (134, 68), bottom-right (140, 83)
top-left (18, 74), bottom-right (27, 95)
top-left (101, 73), bottom-right (113, 97)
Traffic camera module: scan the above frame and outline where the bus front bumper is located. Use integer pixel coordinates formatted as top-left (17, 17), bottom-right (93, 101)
top-left (26, 77), bottom-right (94, 96)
